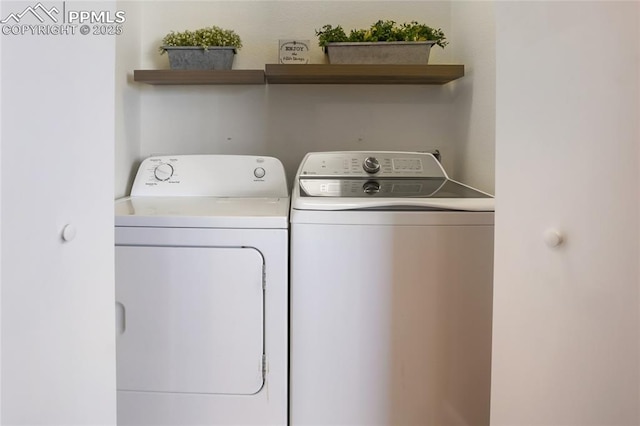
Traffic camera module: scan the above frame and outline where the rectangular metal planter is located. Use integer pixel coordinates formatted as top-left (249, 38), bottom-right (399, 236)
top-left (164, 46), bottom-right (237, 70)
top-left (325, 41), bottom-right (436, 65)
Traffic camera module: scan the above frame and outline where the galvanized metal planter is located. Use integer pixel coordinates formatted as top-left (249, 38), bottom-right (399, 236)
top-left (163, 46), bottom-right (237, 70)
top-left (324, 41), bottom-right (436, 65)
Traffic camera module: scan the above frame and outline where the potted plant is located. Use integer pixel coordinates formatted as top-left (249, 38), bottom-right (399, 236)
top-left (315, 20), bottom-right (447, 64)
top-left (159, 25), bottom-right (243, 70)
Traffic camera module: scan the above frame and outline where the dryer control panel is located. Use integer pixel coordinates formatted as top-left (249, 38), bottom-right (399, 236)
top-left (130, 155), bottom-right (288, 198)
top-left (298, 151), bottom-right (447, 179)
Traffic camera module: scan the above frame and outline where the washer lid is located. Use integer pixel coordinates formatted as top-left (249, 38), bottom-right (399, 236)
top-left (115, 196), bottom-right (290, 229)
top-left (292, 151), bottom-right (494, 212)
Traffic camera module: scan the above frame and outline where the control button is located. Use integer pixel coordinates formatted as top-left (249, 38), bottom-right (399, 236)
top-left (254, 167), bottom-right (266, 179)
top-left (363, 157), bottom-right (381, 174)
top-left (154, 163), bottom-right (174, 181)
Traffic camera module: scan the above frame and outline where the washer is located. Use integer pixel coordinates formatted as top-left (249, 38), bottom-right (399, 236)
top-left (115, 155), bottom-right (288, 426)
top-left (290, 151), bottom-right (495, 426)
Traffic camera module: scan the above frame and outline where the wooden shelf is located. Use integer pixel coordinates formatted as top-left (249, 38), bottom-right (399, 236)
top-left (133, 65), bottom-right (464, 85)
top-left (264, 64), bottom-right (464, 84)
top-left (133, 69), bottom-right (265, 85)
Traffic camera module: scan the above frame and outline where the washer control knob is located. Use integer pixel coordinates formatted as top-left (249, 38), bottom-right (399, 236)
top-left (363, 157), bottom-right (380, 174)
top-left (154, 163), bottom-right (174, 181)
top-left (363, 181), bottom-right (381, 195)
top-left (254, 167), bottom-right (266, 179)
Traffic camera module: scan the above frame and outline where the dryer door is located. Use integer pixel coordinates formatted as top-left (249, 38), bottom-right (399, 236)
top-left (115, 246), bottom-right (264, 395)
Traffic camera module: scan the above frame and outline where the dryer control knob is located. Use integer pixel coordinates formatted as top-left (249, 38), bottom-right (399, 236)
top-left (254, 167), bottom-right (266, 179)
top-left (154, 163), bottom-right (174, 181)
top-left (363, 157), bottom-right (380, 174)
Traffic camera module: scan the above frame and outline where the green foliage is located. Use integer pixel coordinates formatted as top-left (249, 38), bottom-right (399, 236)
top-left (314, 24), bottom-right (349, 44)
top-left (159, 25), bottom-right (242, 54)
top-left (316, 20), bottom-right (448, 49)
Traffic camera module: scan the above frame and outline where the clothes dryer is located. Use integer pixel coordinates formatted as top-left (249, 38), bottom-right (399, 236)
top-left (290, 151), bottom-right (494, 426)
top-left (115, 155), bottom-right (288, 425)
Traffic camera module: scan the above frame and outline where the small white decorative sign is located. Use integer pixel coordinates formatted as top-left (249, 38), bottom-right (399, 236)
top-left (279, 40), bottom-right (310, 64)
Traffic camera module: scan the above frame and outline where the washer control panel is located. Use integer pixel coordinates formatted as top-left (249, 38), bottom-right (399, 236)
top-left (299, 151), bottom-right (446, 179)
top-left (130, 155), bottom-right (288, 198)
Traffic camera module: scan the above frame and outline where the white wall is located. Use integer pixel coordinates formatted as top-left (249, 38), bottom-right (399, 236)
top-left (115, 0), bottom-right (496, 195)
top-left (115, 1), bottom-right (142, 198)
top-left (492, 1), bottom-right (639, 424)
top-left (450, 1), bottom-right (495, 192)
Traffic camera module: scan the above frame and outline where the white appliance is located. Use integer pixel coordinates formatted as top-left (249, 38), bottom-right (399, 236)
top-left (115, 155), bottom-right (289, 426)
top-left (290, 151), bottom-right (495, 426)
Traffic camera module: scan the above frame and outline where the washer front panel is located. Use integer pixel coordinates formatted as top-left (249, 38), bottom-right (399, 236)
top-left (289, 221), bottom-right (494, 425)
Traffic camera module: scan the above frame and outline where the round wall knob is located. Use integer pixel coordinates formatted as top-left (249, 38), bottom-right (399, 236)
top-left (543, 229), bottom-right (564, 248)
top-left (62, 224), bottom-right (77, 242)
